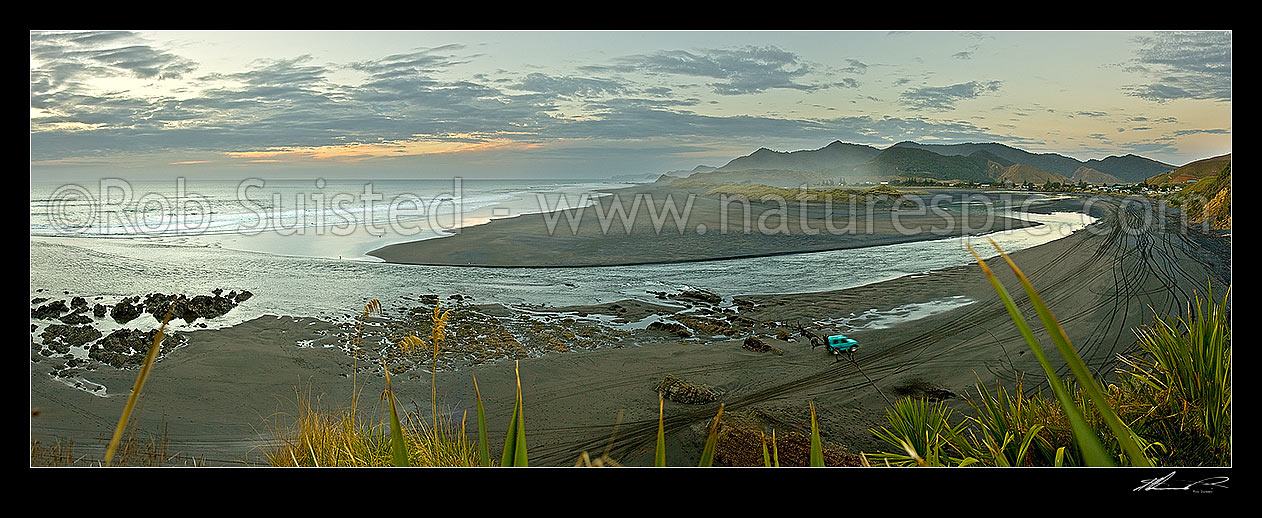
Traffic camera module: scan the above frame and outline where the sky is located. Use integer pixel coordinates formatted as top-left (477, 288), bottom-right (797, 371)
top-left (30, 30), bottom-right (1232, 179)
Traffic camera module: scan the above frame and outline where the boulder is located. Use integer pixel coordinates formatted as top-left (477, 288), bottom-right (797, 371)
top-left (90, 329), bottom-right (185, 368)
top-left (647, 321), bottom-right (692, 338)
top-left (657, 374), bottom-right (720, 404)
top-left (110, 301), bottom-right (143, 324)
top-left (742, 335), bottom-right (783, 355)
top-left (32, 300), bottom-right (69, 320)
top-left (58, 311), bottom-right (93, 325)
top-left (39, 324), bottom-right (103, 352)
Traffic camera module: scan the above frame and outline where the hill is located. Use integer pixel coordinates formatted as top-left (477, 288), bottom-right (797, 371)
top-left (1167, 163), bottom-right (1231, 229)
top-left (1069, 166), bottom-right (1123, 185)
top-left (995, 164), bottom-right (1070, 185)
top-left (891, 141), bottom-right (1085, 177)
top-left (891, 141), bottom-right (1172, 182)
top-left (854, 147), bottom-right (993, 182)
top-left (715, 140), bottom-right (881, 174)
top-left (1082, 154), bottom-right (1174, 183)
top-left (1147, 154), bottom-right (1231, 185)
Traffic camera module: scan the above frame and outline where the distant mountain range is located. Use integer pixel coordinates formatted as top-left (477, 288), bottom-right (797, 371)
top-left (887, 141), bottom-right (1173, 183)
top-left (714, 141), bottom-right (881, 175)
top-left (666, 140), bottom-right (1189, 186)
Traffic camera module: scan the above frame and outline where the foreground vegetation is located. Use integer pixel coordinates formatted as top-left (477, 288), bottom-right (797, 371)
top-left (867, 241), bottom-right (1230, 467)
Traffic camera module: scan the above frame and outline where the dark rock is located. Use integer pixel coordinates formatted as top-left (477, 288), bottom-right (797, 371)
top-left (110, 301), bottom-right (143, 324)
top-left (669, 289), bottom-right (723, 305)
top-left (31, 297), bottom-right (49, 305)
top-left (70, 296), bottom-right (87, 309)
top-left (90, 328), bottom-right (186, 368)
top-left (39, 324), bottom-right (103, 352)
top-left (657, 375), bottom-right (720, 404)
top-left (743, 335), bottom-right (767, 351)
top-left (647, 321), bottom-right (692, 338)
top-left (742, 335), bottom-right (782, 355)
top-left (143, 293), bottom-right (180, 320)
top-left (647, 290), bottom-right (668, 300)
top-left (675, 315), bottom-right (739, 337)
top-left (59, 312), bottom-right (94, 325)
top-left (212, 288), bottom-right (223, 296)
top-left (93, 304), bottom-right (108, 318)
top-left (448, 294), bottom-right (464, 301)
top-left (32, 300), bottom-right (69, 320)
top-left (234, 290), bottom-right (253, 303)
top-left (182, 294), bottom-right (236, 322)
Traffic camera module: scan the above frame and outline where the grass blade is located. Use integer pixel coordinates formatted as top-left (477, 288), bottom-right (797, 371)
top-left (500, 360), bottom-right (528, 467)
top-left (988, 239), bottom-right (1150, 466)
top-left (382, 368), bottom-right (410, 467)
top-left (655, 393), bottom-right (666, 467)
top-left (965, 242), bottom-right (1113, 467)
top-left (697, 404), bottom-right (724, 467)
top-left (771, 430), bottom-right (780, 467)
top-left (760, 431), bottom-right (771, 467)
top-left (104, 308), bottom-right (173, 466)
top-left (809, 401), bottom-right (824, 467)
top-left (473, 374), bottom-right (490, 467)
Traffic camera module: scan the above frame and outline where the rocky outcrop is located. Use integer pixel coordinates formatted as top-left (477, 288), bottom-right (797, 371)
top-left (143, 292), bottom-right (242, 323)
top-left (742, 335), bottom-right (782, 355)
top-left (58, 311), bottom-right (93, 325)
top-left (110, 297), bottom-right (143, 324)
top-left (647, 321), bottom-right (693, 338)
top-left (89, 329), bottom-right (186, 368)
top-left (39, 324), bottom-right (103, 353)
top-left (32, 300), bottom-right (69, 320)
top-left (669, 289), bottom-right (722, 305)
top-left (657, 374), bottom-right (721, 404)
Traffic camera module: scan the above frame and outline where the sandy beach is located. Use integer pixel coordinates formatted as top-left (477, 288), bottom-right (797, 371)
top-left (367, 186), bottom-right (1044, 267)
top-left (29, 193), bottom-right (1230, 466)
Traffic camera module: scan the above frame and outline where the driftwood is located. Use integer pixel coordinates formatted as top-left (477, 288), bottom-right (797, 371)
top-left (794, 320), bottom-right (825, 349)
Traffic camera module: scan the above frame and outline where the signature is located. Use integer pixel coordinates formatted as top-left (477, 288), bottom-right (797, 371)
top-left (1134, 471), bottom-right (1229, 493)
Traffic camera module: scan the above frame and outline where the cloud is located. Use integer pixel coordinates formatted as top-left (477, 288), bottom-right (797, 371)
top-left (514, 73), bottom-right (626, 98)
top-left (30, 30), bottom-right (197, 91)
top-left (1124, 31), bottom-right (1231, 102)
top-left (604, 46), bottom-right (830, 95)
top-left (1173, 128), bottom-right (1230, 136)
top-left (900, 81), bottom-right (1002, 110)
top-left (952, 51), bottom-right (972, 60)
top-left (841, 59), bottom-right (868, 74)
top-left (1076, 111), bottom-right (1108, 118)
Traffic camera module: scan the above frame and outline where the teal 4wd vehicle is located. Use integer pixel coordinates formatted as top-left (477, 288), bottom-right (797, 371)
top-left (826, 334), bottom-right (858, 359)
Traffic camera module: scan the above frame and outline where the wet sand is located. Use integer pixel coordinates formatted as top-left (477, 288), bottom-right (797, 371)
top-left (368, 186), bottom-right (1043, 267)
top-left (29, 195), bottom-right (1230, 466)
